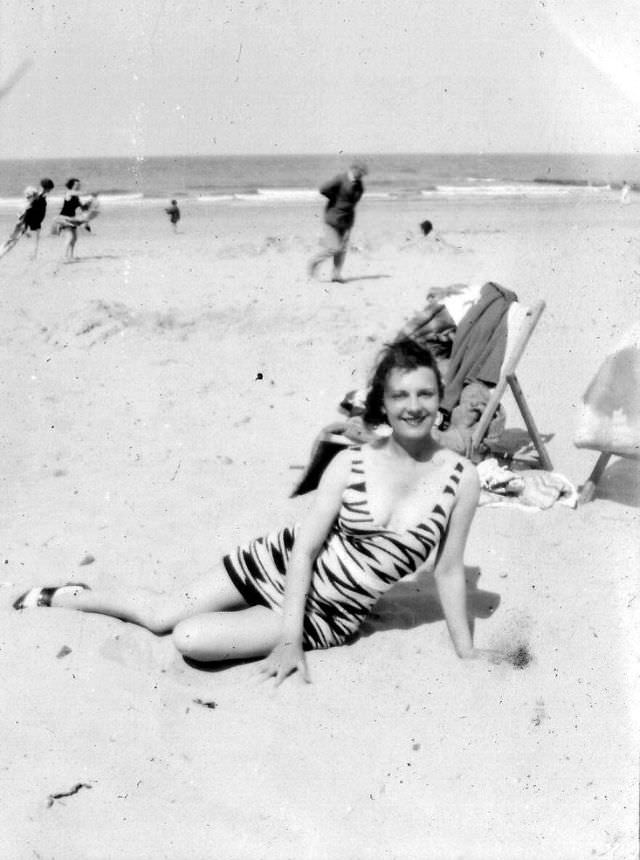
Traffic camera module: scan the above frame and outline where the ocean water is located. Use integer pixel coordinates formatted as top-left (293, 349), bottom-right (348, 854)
top-left (0, 152), bottom-right (638, 208)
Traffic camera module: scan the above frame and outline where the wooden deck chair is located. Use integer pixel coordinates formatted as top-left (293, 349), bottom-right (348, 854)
top-left (470, 300), bottom-right (553, 469)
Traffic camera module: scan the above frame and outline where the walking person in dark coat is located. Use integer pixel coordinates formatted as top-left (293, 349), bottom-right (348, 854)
top-left (308, 161), bottom-right (367, 283)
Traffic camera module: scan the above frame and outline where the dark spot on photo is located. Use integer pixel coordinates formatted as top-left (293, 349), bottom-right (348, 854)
top-left (507, 644), bottom-right (533, 669)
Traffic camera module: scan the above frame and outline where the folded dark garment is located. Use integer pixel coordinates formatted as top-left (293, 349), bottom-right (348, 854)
top-left (395, 302), bottom-right (457, 358)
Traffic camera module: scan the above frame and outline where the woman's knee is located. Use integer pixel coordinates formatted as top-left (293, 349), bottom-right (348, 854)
top-left (171, 607), bottom-right (280, 661)
top-left (172, 616), bottom-right (215, 658)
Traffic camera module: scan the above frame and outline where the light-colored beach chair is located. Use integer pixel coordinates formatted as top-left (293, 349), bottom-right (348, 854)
top-left (469, 299), bottom-right (553, 469)
top-left (574, 324), bottom-right (640, 503)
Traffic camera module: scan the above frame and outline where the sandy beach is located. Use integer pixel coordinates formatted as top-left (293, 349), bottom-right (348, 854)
top-left (0, 193), bottom-right (638, 859)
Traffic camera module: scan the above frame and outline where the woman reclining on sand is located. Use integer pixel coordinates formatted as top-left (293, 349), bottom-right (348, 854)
top-left (14, 340), bottom-right (501, 683)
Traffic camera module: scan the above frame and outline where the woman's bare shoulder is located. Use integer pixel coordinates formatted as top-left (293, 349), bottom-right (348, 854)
top-left (433, 444), bottom-right (473, 470)
top-left (432, 447), bottom-right (479, 494)
top-left (320, 445), bottom-right (356, 484)
top-left (361, 436), bottom-right (387, 452)
top-left (452, 455), bottom-right (480, 501)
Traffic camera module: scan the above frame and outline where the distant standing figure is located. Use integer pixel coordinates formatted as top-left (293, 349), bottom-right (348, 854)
top-left (420, 220), bottom-right (433, 237)
top-left (53, 178), bottom-right (97, 261)
top-left (0, 177), bottom-right (55, 260)
top-left (620, 181), bottom-right (631, 204)
top-left (308, 161), bottom-right (367, 283)
top-left (165, 199), bottom-right (181, 232)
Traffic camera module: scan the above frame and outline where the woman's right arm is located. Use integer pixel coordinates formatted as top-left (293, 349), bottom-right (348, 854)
top-left (257, 447), bottom-right (352, 684)
top-left (434, 462), bottom-right (506, 664)
top-left (433, 461), bottom-right (480, 658)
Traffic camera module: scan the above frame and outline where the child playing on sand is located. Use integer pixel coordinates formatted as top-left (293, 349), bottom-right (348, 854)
top-left (13, 340), bottom-right (504, 684)
top-left (165, 199), bottom-right (181, 232)
top-left (0, 177), bottom-right (55, 260)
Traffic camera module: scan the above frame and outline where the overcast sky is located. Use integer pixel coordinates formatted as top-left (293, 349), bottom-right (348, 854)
top-left (0, 0), bottom-right (638, 159)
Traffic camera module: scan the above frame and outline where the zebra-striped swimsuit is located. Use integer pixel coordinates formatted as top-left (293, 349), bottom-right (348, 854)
top-left (223, 446), bottom-right (466, 650)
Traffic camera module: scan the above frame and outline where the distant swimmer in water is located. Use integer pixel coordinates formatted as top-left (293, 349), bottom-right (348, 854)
top-left (52, 178), bottom-right (100, 261)
top-left (165, 199), bottom-right (181, 232)
top-left (0, 177), bottom-right (55, 260)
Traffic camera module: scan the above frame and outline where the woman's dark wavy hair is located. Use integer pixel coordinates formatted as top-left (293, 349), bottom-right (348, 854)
top-left (363, 338), bottom-right (444, 427)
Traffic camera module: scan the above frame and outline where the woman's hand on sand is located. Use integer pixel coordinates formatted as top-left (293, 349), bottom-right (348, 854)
top-left (256, 640), bottom-right (310, 686)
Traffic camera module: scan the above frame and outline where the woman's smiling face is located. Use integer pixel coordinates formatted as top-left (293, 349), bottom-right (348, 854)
top-left (383, 366), bottom-right (440, 442)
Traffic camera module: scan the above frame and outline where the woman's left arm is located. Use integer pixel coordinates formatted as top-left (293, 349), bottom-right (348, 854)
top-left (433, 461), bottom-right (480, 658)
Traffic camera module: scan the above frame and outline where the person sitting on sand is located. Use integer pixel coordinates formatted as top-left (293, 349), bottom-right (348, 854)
top-left (165, 199), bottom-right (181, 232)
top-left (0, 177), bottom-right (55, 260)
top-left (400, 219), bottom-right (462, 253)
top-left (52, 178), bottom-right (99, 260)
top-left (13, 340), bottom-right (502, 684)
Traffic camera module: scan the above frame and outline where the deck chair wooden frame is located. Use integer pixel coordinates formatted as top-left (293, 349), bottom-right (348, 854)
top-left (577, 451), bottom-right (613, 504)
top-left (470, 300), bottom-right (553, 470)
top-left (576, 448), bottom-right (640, 504)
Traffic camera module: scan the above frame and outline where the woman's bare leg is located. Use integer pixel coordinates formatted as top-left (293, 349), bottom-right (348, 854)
top-left (64, 227), bottom-right (77, 259)
top-left (172, 605), bottom-right (283, 662)
top-left (0, 225), bottom-right (23, 258)
top-left (0, 237), bottom-right (17, 258)
top-left (31, 229), bottom-right (41, 260)
top-left (50, 566), bottom-right (248, 634)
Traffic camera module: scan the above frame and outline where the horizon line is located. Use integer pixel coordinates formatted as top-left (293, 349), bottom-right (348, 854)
top-left (0, 150), bottom-right (638, 163)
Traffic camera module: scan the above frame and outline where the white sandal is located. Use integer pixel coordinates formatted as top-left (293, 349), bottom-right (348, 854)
top-left (13, 582), bottom-right (90, 610)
